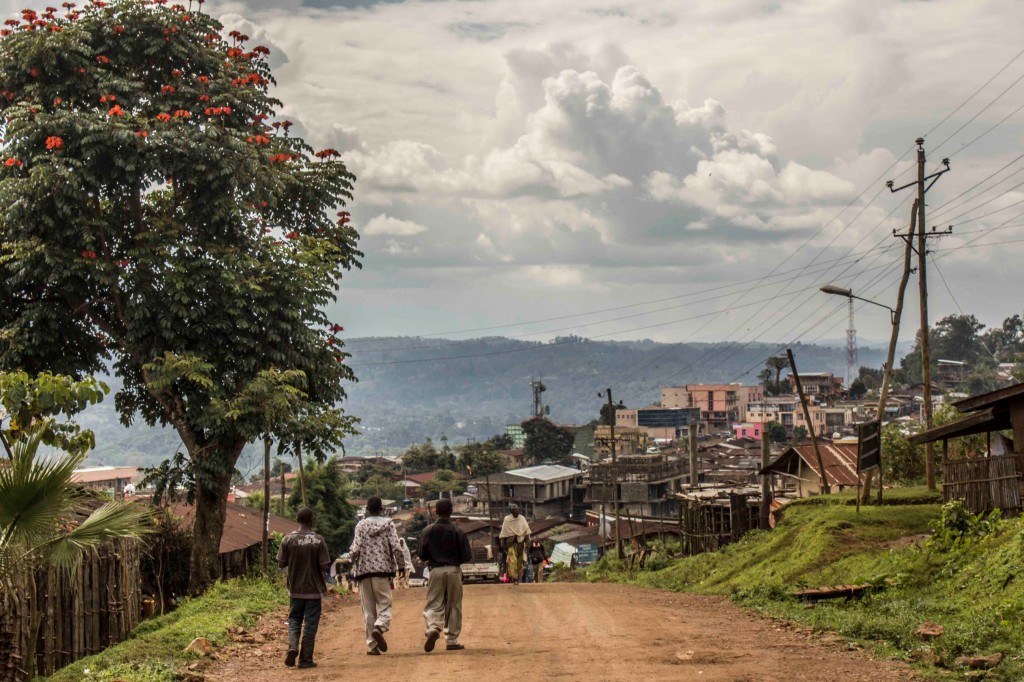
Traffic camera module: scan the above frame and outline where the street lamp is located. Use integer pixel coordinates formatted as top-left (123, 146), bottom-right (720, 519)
top-left (820, 283), bottom-right (905, 507)
top-left (820, 285), bottom-right (896, 323)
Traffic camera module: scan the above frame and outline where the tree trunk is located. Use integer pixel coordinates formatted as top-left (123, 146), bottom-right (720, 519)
top-left (187, 447), bottom-right (241, 595)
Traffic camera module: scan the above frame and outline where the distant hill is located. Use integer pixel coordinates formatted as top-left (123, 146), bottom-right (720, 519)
top-left (77, 336), bottom-right (888, 468)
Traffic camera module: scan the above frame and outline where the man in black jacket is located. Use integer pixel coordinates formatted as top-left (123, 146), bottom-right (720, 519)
top-left (418, 498), bottom-right (472, 653)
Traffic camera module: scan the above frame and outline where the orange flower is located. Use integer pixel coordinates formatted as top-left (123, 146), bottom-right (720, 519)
top-left (160, 85), bottom-right (176, 94)
top-left (45, 135), bottom-right (63, 149)
top-left (285, 231), bottom-right (299, 239)
top-left (113, 24), bottom-right (124, 33)
top-left (4, 158), bottom-right (23, 167)
top-left (95, 55), bottom-right (110, 64)
top-left (173, 109), bottom-right (191, 118)
top-left (53, 97), bottom-right (62, 105)
top-left (135, 130), bottom-right (149, 138)
top-left (199, 95), bottom-right (210, 102)
top-left (107, 104), bottom-right (124, 116)
top-left (155, 113), bottom-right (171, 122)
top-left (197, 75), bottom-right (209, 84)
top-left (80, 250), bottom-right (97, 259)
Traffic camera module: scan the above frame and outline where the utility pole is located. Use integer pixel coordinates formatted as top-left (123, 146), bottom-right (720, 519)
top-left (787, 349), bottom-right (830, 494)
top-left (262, 436), bottom-right (271, 573)
top-left (759, 428), bottom-right (771, 529)
top-left (599, 388), bottom-right (623, 559)
top-left (887, 138), bottom-right (952, 491)
top-left (687, 423), bottom-right (698, 488)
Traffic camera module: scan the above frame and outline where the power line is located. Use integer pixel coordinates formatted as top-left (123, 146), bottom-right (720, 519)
top-left (923, 46), bottom-right (1024, 140)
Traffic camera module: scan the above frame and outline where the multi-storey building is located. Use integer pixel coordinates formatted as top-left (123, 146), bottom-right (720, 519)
top-left (785, 373), bottom-right (844, 404)
top-left (593, 425), bottom-right (649, 460)
top-left (744, 396), bottom-right (829, 438)
top-left (661, 384), bottom-right (764, 433)
top-left (615, 406), bottom-right (702, 441)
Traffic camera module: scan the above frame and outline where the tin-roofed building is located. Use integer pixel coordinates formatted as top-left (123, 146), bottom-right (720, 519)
top-left (471, 464), bottom-right (584, 520)
top-left (759, 442), bottom-right (860, 496)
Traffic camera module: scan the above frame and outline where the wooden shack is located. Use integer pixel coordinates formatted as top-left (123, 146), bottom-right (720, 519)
top-left (759, 442), bottom-right (860, 496)
top-left (910, 383), bottom-right (1024, 515)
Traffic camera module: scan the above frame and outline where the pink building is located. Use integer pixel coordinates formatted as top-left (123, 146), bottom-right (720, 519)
top-left (662, 384), bottom-right (763, 432)
top-left (732, 423), bottom-right (763, 439)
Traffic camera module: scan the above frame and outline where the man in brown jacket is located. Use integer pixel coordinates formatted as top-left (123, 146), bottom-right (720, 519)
top-left (277, 507), bottom-right (331, 669)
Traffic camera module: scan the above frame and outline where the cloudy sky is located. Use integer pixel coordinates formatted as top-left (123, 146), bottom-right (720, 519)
top-left (11, 0), bottom-right (1024, 355)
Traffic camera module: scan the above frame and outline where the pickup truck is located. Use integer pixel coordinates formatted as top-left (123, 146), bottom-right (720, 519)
top-left (460, 544), bottom-right (500, 583)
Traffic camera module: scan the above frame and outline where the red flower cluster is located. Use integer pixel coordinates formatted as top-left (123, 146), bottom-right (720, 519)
top-left (108, 104), bottom-right (124, 116)
top-left (95, 55), bottom-right (110, 64)
top-left (199, 95), bottom-right (210, 102)
top-left (327, 338), bottom-right (335, 345)
top-left (180, 14), bottom-right (190, 21)
top-left (252, 45), bottom-right (271, 56)
top-left (197, 75), bottom-right (210, 84)
top-left (155, 113), bottom-right (171, 122)
top-left (171, 68), bottom-right (183, 78)
top-left (53, 97), bottom-right (62, 105)
top-left (285, 231), bottom-right (299, 239)
top-left (204, 106), bottom-right (231, 115)
top-left (100, 94), bottom-right (116, 103)
top-left (337, 211), bottom-right (351, 225)
top-left (173, 109), bottom-right (191, 118)
top-left (160, 85), bottom-right (176, 94)
top-left (113, 24), bottom-right (124, 33)
top-left (29, 68), bottom-right (38, 78)
top-left (315, 149), bottom-right (340, 159)
top-left (247, 135), bottom-right (270, 144)
top-left (114, 259), bottom-right (130, 266)
top-left (80, 250), bottom-right (97, 259)
top-left (228, 30), bottom-right (249, 42)
top-left (135, 130), bottom-right (149, 138)
top-left (331, 324), bottom-right (344, 333)
top-left (4, 158), bottom-right (23, 167)
top-left (268, 153), bottom-right (298, 163)
top-left (45, 135), bottom-right (63, 149)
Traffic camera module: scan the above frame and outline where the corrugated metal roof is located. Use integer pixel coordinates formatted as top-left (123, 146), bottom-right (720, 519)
top-left (72, 466), bottom-right (141, 484)
top-left (762, 443), bottom-right (860, 487)
top-left (169, 500), bottom-right (297, 554)
top-left (505, 464), bottom-right (581, 481)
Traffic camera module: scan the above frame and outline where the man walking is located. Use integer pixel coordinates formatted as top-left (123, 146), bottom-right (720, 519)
top-left (349, 496), bottom-right (405, 655)
top-left (529, 541), bottom-right (548, 583)
top-left (397, 537), bottom-right (414, 589)
top-left (277, 507), bottom-right (331, 669)
top-left (499, 504), bottom-right (531, 585)
top-left (418, 498), bottom-right (472, 653)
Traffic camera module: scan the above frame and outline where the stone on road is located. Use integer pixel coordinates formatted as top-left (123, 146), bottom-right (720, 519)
top-left (206, 583), bottom-right (918, 681)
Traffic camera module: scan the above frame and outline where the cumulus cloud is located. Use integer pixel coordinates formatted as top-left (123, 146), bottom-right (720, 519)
top-left (363, 214), bottom-right (429, 236)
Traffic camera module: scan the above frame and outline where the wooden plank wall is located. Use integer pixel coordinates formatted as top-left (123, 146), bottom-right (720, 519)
top-left (0, 537), bottom-right (142, 682)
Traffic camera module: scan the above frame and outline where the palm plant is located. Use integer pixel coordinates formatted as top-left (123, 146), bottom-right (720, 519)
top-left (0, 422), bottom-right (151, 581)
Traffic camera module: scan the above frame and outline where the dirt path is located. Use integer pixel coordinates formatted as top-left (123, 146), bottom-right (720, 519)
top-left (204, 583), bottom-right (918, 681)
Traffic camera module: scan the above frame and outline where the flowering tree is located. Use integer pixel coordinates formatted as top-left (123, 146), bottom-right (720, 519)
top-left (0, 0), bottom-right (361, 593)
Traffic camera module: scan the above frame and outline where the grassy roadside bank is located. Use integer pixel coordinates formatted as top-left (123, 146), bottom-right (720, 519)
top-left (584, 491), bottom-right (1024, 680)
top-left (44, 578), bottom-right (288, 682)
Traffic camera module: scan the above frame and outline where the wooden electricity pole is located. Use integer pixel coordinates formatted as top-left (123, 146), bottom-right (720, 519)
top-left (887, 138), bottom-right (951, 492)
top-left (759, 428), bottom-right (771, 529)
top-left (296, 441), bottom-right (308, 508)
top-left (262, 436), bottom-right (271, 572)
top-left (600, 388), bottom-right (623, 559)
top-left (787, 349), bottom-right (830, 494)
top-left (688, 423), bottom-right (698, 488)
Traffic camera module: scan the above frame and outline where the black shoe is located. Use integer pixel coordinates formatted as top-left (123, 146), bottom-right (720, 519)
top-left (446, 643), bottom-right (465, 651)
top-left (284, 649), bottom-right (298, 667)
top-left (424, 630), bottom-right (440, 653)
top-left (297, 661), bottom-right (317, 669)
top-left (371, 626), bottom-right (388, 653)
top-left (367, 648), bottom-right (381, 656)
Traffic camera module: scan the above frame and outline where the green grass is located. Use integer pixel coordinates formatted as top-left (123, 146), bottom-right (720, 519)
top-left (45, 577), bottom-right (288, 682)
top-left (586, 493), bottom-right (1024, 680)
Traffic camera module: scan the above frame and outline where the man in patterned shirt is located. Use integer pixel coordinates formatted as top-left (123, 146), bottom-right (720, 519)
top-left (349, 496), bottom-right (405, 655)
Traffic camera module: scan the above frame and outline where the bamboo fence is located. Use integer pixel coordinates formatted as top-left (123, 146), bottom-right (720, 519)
top-left (0, 537), bottom-right (142, 682)
top-left (942, 453), bottom-right (1023, 516)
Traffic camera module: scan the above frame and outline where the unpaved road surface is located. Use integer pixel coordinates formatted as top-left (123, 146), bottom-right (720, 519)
top-left (205, 583), bottom-right (918, 681)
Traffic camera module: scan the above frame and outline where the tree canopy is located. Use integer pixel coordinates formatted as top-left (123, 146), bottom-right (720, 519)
top-left (521, 416), bottom-right (574, 465)
top-left (0, 0), bottom-right (361, 593)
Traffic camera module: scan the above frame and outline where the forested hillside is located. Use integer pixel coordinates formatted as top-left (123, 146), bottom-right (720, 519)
top-left (79, 336), bottom-right (887, 467)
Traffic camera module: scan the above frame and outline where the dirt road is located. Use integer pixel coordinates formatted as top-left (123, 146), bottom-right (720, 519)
top-left (205, 583), bottom-right (918, 681)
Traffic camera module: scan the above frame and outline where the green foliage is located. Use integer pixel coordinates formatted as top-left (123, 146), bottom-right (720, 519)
top-left (0, 370), bottom-right (107, 454)
top-left (848, 377), bottom-right (867, 399)
top-left (488, 433), bottom-right (514, 450)
top-left (287, 457), bottom-right (354, 557)
top-left (48, 577), bottom-right (287, 682)
top-left (458, 441), bottom-right (505, 477)
top-left (521, 416), bottom-right (574, 464)
top-left (791, 425), bottom-right (807, 443)
top-left (0, 421), bottom-right (150, 582)
top-left (926, 500), bottom-right (1002, 553)
top-left (419, 468), bottom-right (465, 499)
top-left (401, 438), bottom-right (455, 473)
top-left (351, 473), bottom-right (404, 502)
top-left (880, 422), bottom-right (925, 483)
top-left (759, 356), bottom-right (788, 396)
top-left (0, 0), bottom-right (362, 590)
top-left (765, 421), bottom-right (787, 444)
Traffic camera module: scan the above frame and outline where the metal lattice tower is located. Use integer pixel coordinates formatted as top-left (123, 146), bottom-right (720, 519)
top-left (846, 298), bottom-right (858, 388)
top-left (531, 379), bottom-right (547, 418)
